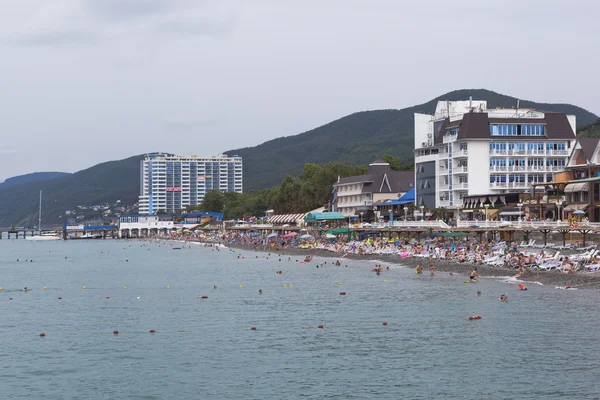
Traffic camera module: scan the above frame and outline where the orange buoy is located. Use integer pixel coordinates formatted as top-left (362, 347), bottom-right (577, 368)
top-left (149, 329), bottom-right (156, 333)
top-left (113, 330), bottom-right (119, 335)
top-left (382, 322), bottom-right (388, 326)
top-left (250, 327), bottom-right (257, 331)
top-left (201, 296), bottom-right (208, 299)
top-left (39, 332), bottom-right (46, 337)
top-left (339, 292), bottom-right (346, 295)
top-left (318, 324), bottom-right (324, 329)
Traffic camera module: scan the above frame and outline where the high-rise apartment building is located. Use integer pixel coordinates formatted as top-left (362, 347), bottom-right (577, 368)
top-left (138, 153), bottom-right (243, 214)
top-left (414, 99), bottom-right (577, 212)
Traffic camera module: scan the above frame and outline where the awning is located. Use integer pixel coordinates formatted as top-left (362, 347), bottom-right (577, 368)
top-left (564, 204), bottom-right (589, 212)
top-left (564, 182), bottom-right (590, 193)
top-left (267, 213), bottom-right (306, 224)
top-left (499, 211), bottom-right (525, 216)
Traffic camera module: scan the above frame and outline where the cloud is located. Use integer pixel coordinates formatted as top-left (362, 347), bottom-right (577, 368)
top-left (164, 116), bottom-right (220, 131)
top-left (0, 148), bottom-right (18, 156)
top-left (1, 0), bottom-right (237, 46)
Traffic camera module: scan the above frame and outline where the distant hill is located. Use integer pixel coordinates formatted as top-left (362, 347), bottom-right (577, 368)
top-left (0, 155), bottom-right (143, 226)
top-left (0, 172), bottom-right (71, 190)
top-left (227, 88), bottom-right (599, 190)
top-left (577, 118), bottom-right (600, 138)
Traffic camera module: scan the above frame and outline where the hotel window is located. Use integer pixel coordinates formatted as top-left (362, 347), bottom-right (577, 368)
top-left (509, 175), bottom-right (525, 183)
top-left (489, 158), bottom-right (506, 167)
top-left (582, 191), bottom-right (589, 202)
top-left (546, 142), bottom-right (567, 151)
top-left (490, 175), bottom-right (506, 183)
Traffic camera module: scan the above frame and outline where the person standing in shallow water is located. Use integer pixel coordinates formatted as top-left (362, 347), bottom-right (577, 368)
top-left (429, 260), bottom-right (435, 275)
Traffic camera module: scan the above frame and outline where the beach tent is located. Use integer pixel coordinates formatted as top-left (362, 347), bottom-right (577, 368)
top-left (326, 228), bottom-right (353, 235)
top-left (304, 212), bottom-right (346, 224)
top-left (326, 227), bottom-right (354, 240)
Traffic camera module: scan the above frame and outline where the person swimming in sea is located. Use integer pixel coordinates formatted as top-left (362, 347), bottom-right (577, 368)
top-left (258, 289), bottom-right (263, 295)
top-left (499, 294), bottom-right (508, 302)
top-left (470, 268), bottom-right (479, 281)
top-left (415, 264), bottom-right (423, 274)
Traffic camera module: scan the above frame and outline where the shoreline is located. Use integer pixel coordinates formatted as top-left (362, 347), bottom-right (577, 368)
top-left (210, 241), bottom-right (600, 290)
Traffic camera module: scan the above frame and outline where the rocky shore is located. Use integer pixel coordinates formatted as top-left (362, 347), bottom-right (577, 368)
top-left (220, 242), bottom-right (600, 290)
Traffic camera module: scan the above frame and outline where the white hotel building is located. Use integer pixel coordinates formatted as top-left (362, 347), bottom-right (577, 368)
top-left (414, 99), bottom-right (577, 212)
top-left (138, 153), bottom-right (243, 215)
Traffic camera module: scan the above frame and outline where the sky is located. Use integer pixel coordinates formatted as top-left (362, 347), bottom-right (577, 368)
top-left (0, 0), bottom-right (599, 181)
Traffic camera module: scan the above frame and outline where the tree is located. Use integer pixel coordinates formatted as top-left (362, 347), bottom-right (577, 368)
top-left (199, 190), bottom-right (225, 212)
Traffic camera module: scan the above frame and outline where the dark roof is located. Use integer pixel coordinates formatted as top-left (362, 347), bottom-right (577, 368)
top-left (577, 138), bottom-right (600, 161)
top-left (334, 165), bottom-right (414, 194)
top-left (336, 174), bottom-right (371, 185)
top-left (434, 111), bottom-right (576, 145)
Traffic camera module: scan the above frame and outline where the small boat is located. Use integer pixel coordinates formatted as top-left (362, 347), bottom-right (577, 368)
top-left (72, 233), bottom-right (103, 240)
top-left (26, 191), bottom-right (61, 241)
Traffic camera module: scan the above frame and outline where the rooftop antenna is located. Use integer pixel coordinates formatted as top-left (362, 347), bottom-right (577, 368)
top-left (515, 99), bottom-right (520, 117)
top-left (469, 95), bottom-right (472, 110)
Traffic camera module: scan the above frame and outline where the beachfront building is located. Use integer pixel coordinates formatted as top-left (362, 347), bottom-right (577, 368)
top-left (138, 153), bottom-right (243, 215)
top-left (332, 160), bottom-right (414, 217)
top-left (414, 99), bottom-right (577, 216)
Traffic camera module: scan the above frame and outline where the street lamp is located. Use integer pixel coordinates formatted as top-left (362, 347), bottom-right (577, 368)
top-left (517, 201), bottom-right (523, 226)
top-left (420, 205), bottom-right (425, 223)
top-left (484, 204), bottom-right (490, 226)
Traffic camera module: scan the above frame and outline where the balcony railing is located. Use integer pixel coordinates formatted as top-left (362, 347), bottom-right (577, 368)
top-left (453, 166), bottom-right (468, 173)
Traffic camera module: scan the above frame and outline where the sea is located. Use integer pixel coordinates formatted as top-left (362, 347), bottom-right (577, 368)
top-left (1, 238), bottom-right (600, 399)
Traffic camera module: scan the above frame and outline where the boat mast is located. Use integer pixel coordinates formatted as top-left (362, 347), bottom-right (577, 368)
top-left (39, 190), bottom-right (42, 234)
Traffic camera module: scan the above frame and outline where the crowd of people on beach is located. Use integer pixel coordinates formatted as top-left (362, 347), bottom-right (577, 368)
top-left (158, 229), bottom-right (600, 278)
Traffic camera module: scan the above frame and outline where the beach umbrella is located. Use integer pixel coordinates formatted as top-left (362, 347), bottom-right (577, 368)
top-left (282, 232), bottom-right (298, 239)
top-left (300, 234), bottom-right (313, 239)
top-left (325, 234), bottom-right (336, 239)
top-left (267, 232), bottom-right (278, 238)
top-left (573, 210), bottom-right (585, 215)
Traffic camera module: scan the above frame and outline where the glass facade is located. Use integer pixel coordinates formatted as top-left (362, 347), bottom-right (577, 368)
top-left (139, 154), bottom-right (243, 214)
top-left (490, 124), bottom-right (545, 136)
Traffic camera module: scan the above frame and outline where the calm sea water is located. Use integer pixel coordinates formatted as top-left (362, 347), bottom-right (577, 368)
top-left (1, 238), bottom-right (600, 399)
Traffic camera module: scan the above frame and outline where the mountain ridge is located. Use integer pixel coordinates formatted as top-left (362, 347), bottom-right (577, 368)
top-left (0, 172), bottom-right (71, 190)
top-left (0, 88), bottom-right (597, 225)
top-left (227, 88), bottom-right (598, 190)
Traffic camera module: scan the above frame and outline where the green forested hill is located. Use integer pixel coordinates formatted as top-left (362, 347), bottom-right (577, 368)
top-left (1, 88), bottom-right (596, 225)
top-left (577, 118), bottom-right (600, 138)
top-left (0, 155), bottom-right (143, 226)
top-left (0, 172), bottom-right (71, 189)
top-left (228, 88), bottom-right (598, 190)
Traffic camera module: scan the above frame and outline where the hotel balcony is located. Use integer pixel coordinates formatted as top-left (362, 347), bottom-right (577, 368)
top-left (454, 150), bottom-right (468, 157)
top-left (453, 166), bottom-right (468, 173)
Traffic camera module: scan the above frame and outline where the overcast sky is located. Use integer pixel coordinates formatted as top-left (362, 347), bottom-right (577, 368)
top-left (0, 0), bottom-right (599, 180)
